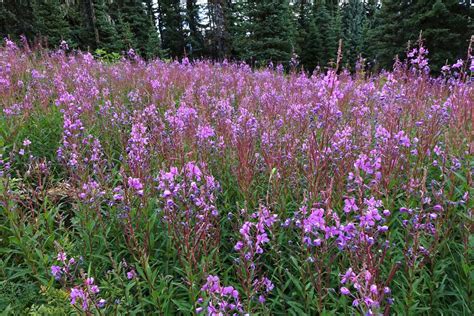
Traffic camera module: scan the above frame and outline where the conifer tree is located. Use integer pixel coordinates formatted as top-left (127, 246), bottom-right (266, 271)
top-left (295, 0), bottom-right (323, 72)
top-left (158, 0), bottom-right (186, 57)
top-left (0, 0), bottom-right (35, 40)
top-left (185, 0), bottom-right (204, 58)
top-left (367, 0), bottom-right (414, 69)
top-left (32, 0), bottom-right (71, 47)
top-left (206, 0), bottom-right (234, 59)
top-left (94, 0), bottom-right (122, 52)
top-left (412, 0), bottom-right (471, 70)
top-left (312, 1), bottom-right (337, 67)
top-left (341, 0), bottom-right (366, 67)
top-left (245, 0), bottom-right (295, 67)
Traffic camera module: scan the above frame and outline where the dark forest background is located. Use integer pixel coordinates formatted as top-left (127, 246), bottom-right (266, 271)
top-left (1, 0), bottom-right (473, 71)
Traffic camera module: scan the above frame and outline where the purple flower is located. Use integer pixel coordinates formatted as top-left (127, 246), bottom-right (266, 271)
top-left (441, 65), bottom-right (450, 72)
top-left (70, 288), bottom-right (86, 308)
top-left (57, 252), bottom-right (67, 262)
top-left (85, 277), bottom-right (94, 285)
top-left (128, 177), bottom-right (144, 195)
top-left (370, 284), bottom-right (378, 294)
top-left (98, 299), bottom-right (106, 308)
top-left (341, 287), bottom-right (350, 295)
top-left (344, 198), bottom-right (358, 213)
top-left (51, 265), bottom-right (62, 280)
top-left (452, 59), bottom-right (463, 69)
top-left (90, 285), bottom-right (100, 294)
top-left (127, 269), bottom-right (137, 280)
top-left (234, 241), bottom-right (244, 251)
top-left (341, 268), bottom-right (355, 284)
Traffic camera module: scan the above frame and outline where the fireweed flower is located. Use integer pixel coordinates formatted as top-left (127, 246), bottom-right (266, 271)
top-left (3, 38), bottom-right (473, 314)
top-left (341, 287), bottom-right (351, 295)
top-left (127, 177), bottom-right (144, 196)
top-left (69, 276), bottom-right (103, 311)
top-left (51, 265), bottom-right (62, 280)
top-left (344, 198), bottom-right (358, 213)
top-left (57, 252), bottom-right (67, 262)
top-left (339, 269), bottom-right (392, 314)
top-left (127, 118), bottom-right (149, 173)
top-left (235, 206), bottom-right (278, 261)
top-left (198, 275), bottom-right (243, 315)
top-left (156, 162), bottom-right (220, 268)
top-left (452, 59), bottom-right (463, 69)
top-left (234, 206), bottom-right (277, 305)
top-left (127, 269), bottom-right (137, 280)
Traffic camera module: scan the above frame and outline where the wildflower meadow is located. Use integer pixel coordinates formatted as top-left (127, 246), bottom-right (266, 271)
top-left (0, 38), bottom-right (473, 315)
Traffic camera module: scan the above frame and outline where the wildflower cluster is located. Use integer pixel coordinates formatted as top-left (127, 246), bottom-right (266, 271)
top-left (156, 162), bottom-right (220, 268)
top-left (234, 206), bottom-right (277, 304)
top-left (50, 252), bottom-right (106, 312)
top-left (197, 275), bottom-right (243, 315)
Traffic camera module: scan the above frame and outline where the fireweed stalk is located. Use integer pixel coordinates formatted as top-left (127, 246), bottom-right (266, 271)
top-left (155, 162), bottom-right (220, 304)
top-left (197, 275), bottom-right (243, 315)
top-left (234, 206), bottom-right (277, 310)
top-left (50, 251), bottom-right (106, 314)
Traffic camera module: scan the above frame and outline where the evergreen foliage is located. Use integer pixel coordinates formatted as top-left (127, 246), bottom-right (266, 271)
top-left (0, 0), bottom-right (471, 71)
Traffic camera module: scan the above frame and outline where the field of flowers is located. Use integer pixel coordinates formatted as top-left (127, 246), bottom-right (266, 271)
top-left (0, 38), bottom-right (473, 315)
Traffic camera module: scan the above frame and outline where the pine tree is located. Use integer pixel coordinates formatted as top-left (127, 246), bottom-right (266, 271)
top-left (294, 0), bottom-right (323, 72)
top-left (227, 0), bottom-right (249, 60)
top-left (0, 1), bottom-right (36, 41)
top-left (158, 0), bottom-right (186, 58)
top-left (412, 0), bottom-right (471, 70)
top-left (93, 0), bottom-right (122, 52)
top-left (341, 0), bottom-right (366, 68)
top-left (185, 0), bottom-right (204, 58)
top-left (361, 0), bottom-right (379, 65)
top-left (32, 0), bottom-right (71, 47)
top-left (206, 0), bottom-right (233, 59)
top-left (110, 7), bottom-right (136, 52)
top-left (245, 0), bottom-right (294, 67)
top-left (327, 3), bottom-right (343, 65)
top-left (367, 0), bottom-right (414, 69)
top-left (143, 0), bottom-right (163, 58)
top-left (369, 0), bottom-right (471, 71)
top-left (109, 0), bottom-right (162, 57)
top-left (311, 1), bottom-right (337, 68)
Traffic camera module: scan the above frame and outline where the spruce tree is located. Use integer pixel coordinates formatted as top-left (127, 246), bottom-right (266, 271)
top-left (341, 0), bottom-right (366, 68)
top-left (159, 0), bottom-right (186, 58)
top-left (0, 0), bottom-right (36, 41)
top-left (295, 0), bottom-right (324, 72)
top-left (361, 0), bottom-right (379, 66)
top-left (412, 0), bottom-right (471, 70)
top-left (93, 0), bottom-right (122, 52)
top-left (206, 0), bottom-right (234, 59)
top-left (227, 0), bottom-right (249, 60)
top-left (367, 0), bottom-right (414, 69)
top-left (369, 0), bottom-right (471, 71)
top-left (185, 0), bottom-right (204, 58)
top-left (245, 0), bottom-right (294, 67)
top-left (32, 0), bottom-right (71, 47)
top-left (312, 1), bottom-right (337, 68)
